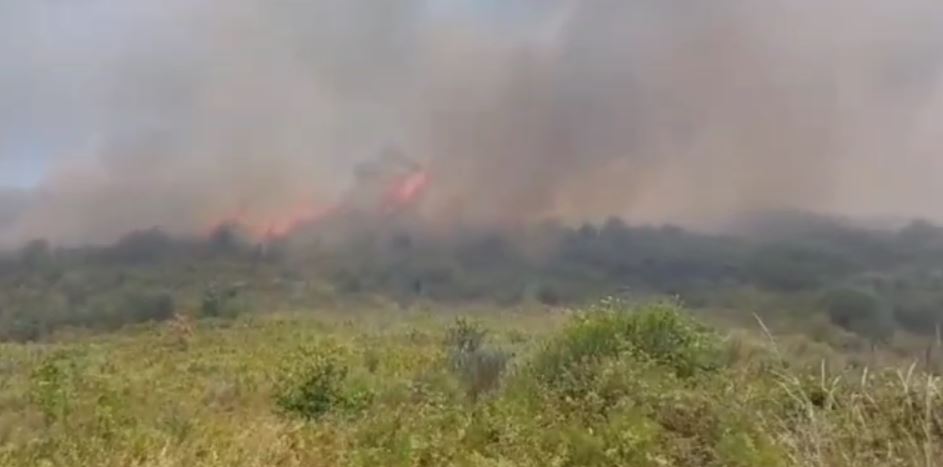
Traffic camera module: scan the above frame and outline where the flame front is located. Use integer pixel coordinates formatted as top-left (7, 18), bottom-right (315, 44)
top-left (205, 167), bottom-right (429, 242)
top-left (206, 201), bottom-right (335, 242)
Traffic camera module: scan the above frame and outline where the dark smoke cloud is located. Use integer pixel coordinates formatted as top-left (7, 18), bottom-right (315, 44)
top-left (1, 0), bottom-right (943, 244)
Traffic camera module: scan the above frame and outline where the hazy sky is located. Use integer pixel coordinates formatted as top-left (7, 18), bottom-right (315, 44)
top-left (2, 0), bottom-right (943, 244)
top-left (0, 0), bottom-right (556, 186)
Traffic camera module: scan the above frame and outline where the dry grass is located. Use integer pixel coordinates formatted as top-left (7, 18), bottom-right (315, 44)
top-left (0, 303), bottom-right (940, 466)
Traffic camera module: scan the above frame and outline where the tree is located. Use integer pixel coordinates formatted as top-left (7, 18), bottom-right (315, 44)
top-left (822, 286), bottom-right (893, 343)
top-left (748, 243), bottom-right (852, 291)
top-left (891, 288), bottom-right (943, 335)
top-left (106, 228), bottom-right (175, 264)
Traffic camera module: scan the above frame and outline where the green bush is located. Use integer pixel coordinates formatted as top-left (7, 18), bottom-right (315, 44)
top-left (200, 283), bottom-right (249, 319)
top-left (532, 299), bottom-right (723, 388)
top-left (274, 344), bottom-right (372, 420)
top-left (822, 286), bottom-right (893, 343)
top-left (29, 351), bottom-right (80, 423)
top-left (6, 310), bottom-right (49, 342)
top-left (123, 290), bottom-right (175, 323)
top-left (494, 301), bottom-right (781, 466)
top-left (72, 289), bottom-right (177, 331)
top-left (890, 288), bottom-right (943, 334)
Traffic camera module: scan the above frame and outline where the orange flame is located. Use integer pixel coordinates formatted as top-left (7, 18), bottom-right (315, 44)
top-left (205, 202), bottom-right (336, 242)
top-left (383, 170), bottom-right (430, 214)
top-left (205, 168), bottom-right (429, 241)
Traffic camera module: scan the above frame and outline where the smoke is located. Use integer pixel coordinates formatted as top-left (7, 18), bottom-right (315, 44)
top-left (2, 0), bottom-right (943, 244)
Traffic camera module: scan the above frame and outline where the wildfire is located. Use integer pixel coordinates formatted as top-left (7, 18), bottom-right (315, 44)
top-left (205, 165), bottom-right (429, 242)
top-left (205, 201), bottom-right (337, 242)
top-left (252, 202), bottom-right (338, 239)
top-left (383, 170), bottom-right (430, 214)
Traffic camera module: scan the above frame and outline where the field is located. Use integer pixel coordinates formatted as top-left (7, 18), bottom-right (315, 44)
top-left (5, 0), bottom-right (943, 465)
top-left (0, 300), bottom-right (940, 467)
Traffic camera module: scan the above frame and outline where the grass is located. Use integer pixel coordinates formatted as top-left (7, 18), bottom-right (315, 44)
top-left (0, 301), bottom-right (940, 466)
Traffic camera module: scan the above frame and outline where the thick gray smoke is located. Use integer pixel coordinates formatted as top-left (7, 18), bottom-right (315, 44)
top-left (2, 0), bottom-right (943, 244)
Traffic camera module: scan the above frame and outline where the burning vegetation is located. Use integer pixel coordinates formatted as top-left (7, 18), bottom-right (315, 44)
top-left (5, 1), bottom-right (943, 246)
top-left (1, 0), bottom-right (943, 359)
top-left (205, 149), bottom-right (430, 243)
top-left (5, 2), bottom-right (943, 464)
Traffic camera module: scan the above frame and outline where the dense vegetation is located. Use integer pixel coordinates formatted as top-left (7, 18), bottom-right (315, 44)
top-left (2, 209), bottom-right (942, 465)
top-left (1, 301), bottom-right (940, 466)
top-left (2, 211), bottom-right (943, 346)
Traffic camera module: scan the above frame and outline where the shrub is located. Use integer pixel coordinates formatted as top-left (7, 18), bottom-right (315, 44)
top-left (497, 301), bottom-right (780, 466)
top-left (444, 318), bottom-right (487, 355)
top-left (75, 289), bottom-right (176, 331)
top-left (123, 290), bottom-right (175, 323)
top-left (444, 318), bottom-right (510, 401)
top-left (5, 310), bottom-right (48, 342)
top-left (822, 286), bottom-right (893, 343)
top-left (747, 243), bottom-right (851, 292)
top-left (106, 228), bottom-right (176, 264)
top-left (532, 299), bottom-right (723, 388)
top-left (274, 344), bottom-right (372, 420)
top-left (200, 283), bottom-right (248, 319)
top-left (891, 289), bottom-right (943, 335)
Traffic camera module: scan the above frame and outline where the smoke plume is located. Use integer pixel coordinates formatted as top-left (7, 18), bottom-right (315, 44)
top-left (2, 0), bottom-right (943, 244)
